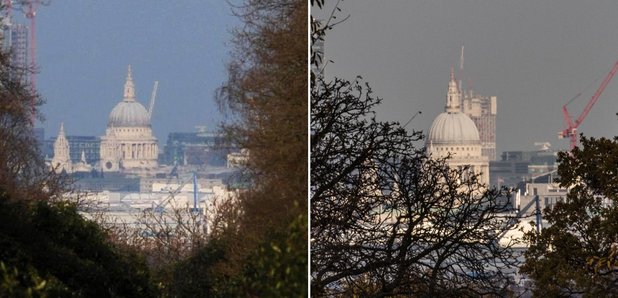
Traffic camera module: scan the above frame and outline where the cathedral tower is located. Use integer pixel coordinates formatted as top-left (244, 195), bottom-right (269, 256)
top-left (51, 123), bottom-right (72, 173)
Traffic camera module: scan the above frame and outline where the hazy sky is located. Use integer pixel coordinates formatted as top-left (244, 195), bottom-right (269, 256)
top-left (29, 1), bottom-right (238, 143)
top-left (315, 0), bottom-right (618, 153)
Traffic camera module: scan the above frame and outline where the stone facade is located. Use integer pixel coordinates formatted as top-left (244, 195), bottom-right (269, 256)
top-left (427, 69), bottom-right (489, 185)
top-left (51, 123), bottom-right (72, 173)
top-left (100, 66), bottom-right (158, 172)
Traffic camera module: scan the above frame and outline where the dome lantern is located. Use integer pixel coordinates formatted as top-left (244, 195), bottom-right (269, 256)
top-left (123, 65), bottom-right (136, 102)
top-left (428, 69), bottom-right (481, 145)
top-left (445, 67), bottom-right (461, 113)
top-left (107, 65), bottom-right (150, 128)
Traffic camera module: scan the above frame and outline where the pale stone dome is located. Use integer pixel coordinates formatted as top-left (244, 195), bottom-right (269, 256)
top-left (428, 111), bottom-right (480, 145)
top-left (107, 65), bottom-right (151, 128)
top-left (108, 100), bottom-right (150, 127)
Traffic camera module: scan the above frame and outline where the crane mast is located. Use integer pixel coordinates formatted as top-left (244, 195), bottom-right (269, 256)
top-left (559, 59), bottom-right (618, 150)
top-left (20, 0), bottom-right (49, 88)
top-left (10, 0), bottom-right (50, 123)
top-left (148, 80), bottom-right (158, 119)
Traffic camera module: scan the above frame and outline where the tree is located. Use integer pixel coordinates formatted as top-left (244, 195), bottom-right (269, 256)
top-left (0, 34), bottom-right (58, 203)
top-left (216, 0), bottom-right (307, 235)
top-left (521, 136), bottom-right (618, 297)
top-left (170, 0), bottom-right (308, 295)
top-left (0, 199), bottom-right (158, 297)
top-left (311, 3), bottom-right (519, 296)
top-left (311, 76), bottom-right (519, 297)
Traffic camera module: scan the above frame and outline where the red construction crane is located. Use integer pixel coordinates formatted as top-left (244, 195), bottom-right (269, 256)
top-left (19, 0), bottom-right (50, 92)
top-left (559, 60), bottom-right (618, 150)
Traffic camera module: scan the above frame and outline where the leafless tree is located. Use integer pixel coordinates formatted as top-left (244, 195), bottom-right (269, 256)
top-left (311, 76), bottom-right (521, 297)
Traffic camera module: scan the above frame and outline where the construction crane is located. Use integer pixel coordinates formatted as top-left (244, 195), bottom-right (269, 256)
top-left (19, 0), bottom-right (49, 90)
top-left (147, 80), bottom-right (158, 119)
top-left (154, 172), bottom-right (201, 213)
top-left (559, 60), bottom-right (618, 150)
top-left (497, 192), bottom-right (544, 240)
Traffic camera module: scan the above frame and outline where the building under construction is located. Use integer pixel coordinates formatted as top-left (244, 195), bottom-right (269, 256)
top-left (461, 90), bottom-right (497, 161)
top-left (1, 0), bottom-right (48, 89)
top-left (1, 18), bottom-right (29, 82)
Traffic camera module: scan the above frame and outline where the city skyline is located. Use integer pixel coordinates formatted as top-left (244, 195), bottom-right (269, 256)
top-left (32, 1), bottom-right (238, 142)
top-left (317, 0), bottom-right (618, 153)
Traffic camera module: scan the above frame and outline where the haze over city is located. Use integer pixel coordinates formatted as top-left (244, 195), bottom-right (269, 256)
top-left (319, 0), bottom-right (618, 153)
top-left (34, 1), bottom-right (238, 142)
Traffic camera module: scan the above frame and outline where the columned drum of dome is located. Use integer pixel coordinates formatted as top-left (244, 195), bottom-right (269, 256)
top-left (426, 69), bottom-right (489, 185)
top-left (100, 65), bottom-right (159, 172)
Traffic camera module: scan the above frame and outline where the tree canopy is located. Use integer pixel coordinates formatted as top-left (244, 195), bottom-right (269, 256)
top-left (310, 75), bottom-right (519, 297)
top-left (522, 136), bottom-right (618, 297)
top-left (169, 0), bottom-right (308, 296)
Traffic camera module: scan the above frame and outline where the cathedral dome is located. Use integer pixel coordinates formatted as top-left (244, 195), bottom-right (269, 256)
top-left (427, 68), bottom-right (480, 145)
top-left (108, 100), bottom-right (150, 127)
top-left (427, 111), bottom-right (480, 145)
top-left (107, 65), bottom-right (151, 128)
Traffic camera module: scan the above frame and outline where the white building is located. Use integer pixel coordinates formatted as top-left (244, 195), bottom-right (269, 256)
top-left (72, 150), bottom-right (93, 173)
top-left (100, 65), bottom-right (159, 172)
top-left (427, 69), bottom-right (489, 185)
top-left (80, 178), bottom-right (238, 237)
top-left (51, 123), bottom-right (72, 173)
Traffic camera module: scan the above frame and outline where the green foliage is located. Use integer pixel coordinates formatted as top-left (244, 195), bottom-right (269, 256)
top-left (238, 214), bottom-right (308, 297)
top-left (171, 214), bottom-right (308, 298)
top-left (0, 194), bottom-right (158, 297)
top-left (170, 238), bottom-right (230, 297)
top-left (0, 261), bottom-right (56, 297)
top-left (522, 136), bottom-right (618, 297)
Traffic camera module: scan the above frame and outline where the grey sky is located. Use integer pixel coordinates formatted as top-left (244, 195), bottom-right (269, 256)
top-left (32, 1), bottom-right (238, 143)
top-left (315, 0), bottom-right (618, 153)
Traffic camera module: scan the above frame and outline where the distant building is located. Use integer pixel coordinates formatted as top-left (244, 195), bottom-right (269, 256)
top-left (162, 128), bottom-right (229, 167)
top-left (50, 123), bottom-right (97, 174)
top-left (51, 123), bottom-right (72, 173)
top-left (489, 144), bottom-right (558, 187)
top-left (1, 13), bottom-right (30, 83)
top-left (427, 69), bottom-right (489, 185)
top-left (0, 22), bottom-right (29, 83)
top-left (51, 65), bottom-right (159, 174)
top-left (45, 135), bottom-right (100, 164)
top-left (72, 150), bottom-right (93, 173)
top-left (67, 136), bottom-right (100, 165)
top-left (100, 65), bottom-right (159, 172)
top-left (73, 174), bottom-right (141, 192)
top-left (514, 171), bottom-right (567, 215)
top-left (461, 91), bottom-right (497, 161)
